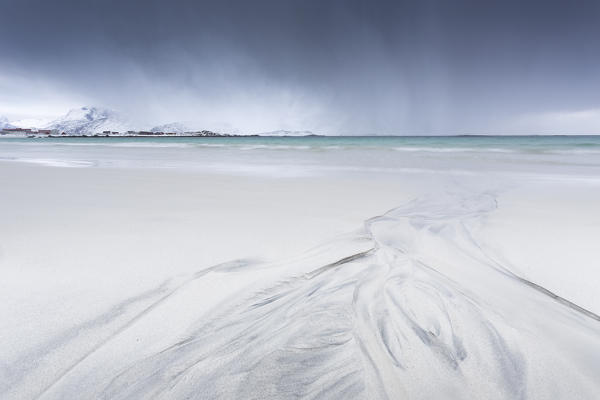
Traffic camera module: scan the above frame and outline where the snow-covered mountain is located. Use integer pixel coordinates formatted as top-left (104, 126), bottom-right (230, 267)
top-left (150, 122), bottom-right (190, 134)
top-left (257, 130), bottom-right (316, 136)
top-left (5, 106), bottom-right (316, 136)
top-left (0, 116), bottom-right (16, 129)
top-left (11, 117), bottom-right (55, 129)
top-left (46, 106), bottom-right (136, 134)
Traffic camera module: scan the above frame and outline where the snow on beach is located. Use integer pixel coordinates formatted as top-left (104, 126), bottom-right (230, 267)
top-left (1, 137), bottom-right (599, 399)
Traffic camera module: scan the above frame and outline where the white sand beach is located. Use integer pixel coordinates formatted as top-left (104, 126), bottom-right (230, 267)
top-left (4, 0), bottom-right (600, 397)
top-left (1, 137), bottom-right (599, 399)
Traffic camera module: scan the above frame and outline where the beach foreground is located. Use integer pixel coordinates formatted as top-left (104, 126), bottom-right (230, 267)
top-left (1, 137), bottom-right (599, 399)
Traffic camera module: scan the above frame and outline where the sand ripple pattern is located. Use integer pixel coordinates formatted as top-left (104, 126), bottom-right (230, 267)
top-left (8, 193), bottom-right (600, 399)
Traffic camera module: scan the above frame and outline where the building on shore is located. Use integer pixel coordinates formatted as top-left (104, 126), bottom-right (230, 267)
top-left (1, 128), bottom-right (58, 135)
top-left (1, 128), bottom-right (32, 134)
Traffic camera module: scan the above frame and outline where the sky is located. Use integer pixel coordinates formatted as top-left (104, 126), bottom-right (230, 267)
top-left (1, 0), bottom-right (599, 134)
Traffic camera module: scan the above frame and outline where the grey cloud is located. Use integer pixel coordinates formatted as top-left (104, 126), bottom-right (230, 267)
top-left (1, 0), bottom-right (599, 133)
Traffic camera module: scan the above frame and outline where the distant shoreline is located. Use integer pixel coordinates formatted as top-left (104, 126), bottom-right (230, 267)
top-left (2, 133), bottom-right (600, 139)
top-left (19, 134), bottom-right (600, 138)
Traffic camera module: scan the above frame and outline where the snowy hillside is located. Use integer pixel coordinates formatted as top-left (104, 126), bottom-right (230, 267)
top-left (5, 107), bottom-right (314, 136)
top-left (11, 117), bottom-right (56, 129)
top-left (150, 122), bottom-right (190, 134)
top-left (0, 116), bottom-right (16, 129)
top-left (46, 106), bottom-right (136, 134)
top-left (258, 130), bottom-right (316, 136)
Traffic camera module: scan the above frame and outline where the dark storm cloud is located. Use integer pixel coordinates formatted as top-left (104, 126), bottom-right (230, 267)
top-left (1, 0), bottom-right (600, 133)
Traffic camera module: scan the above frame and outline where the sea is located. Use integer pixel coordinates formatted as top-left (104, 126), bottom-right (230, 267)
top-left (1, 135), bottom-right (599, 180)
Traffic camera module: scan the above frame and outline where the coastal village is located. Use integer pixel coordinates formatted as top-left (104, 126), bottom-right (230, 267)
top-left (0, 127), bottom-right (238, 137)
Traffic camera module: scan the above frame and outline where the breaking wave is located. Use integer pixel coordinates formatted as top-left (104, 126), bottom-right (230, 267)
top-left (0, 157), bottom-right (95, 168)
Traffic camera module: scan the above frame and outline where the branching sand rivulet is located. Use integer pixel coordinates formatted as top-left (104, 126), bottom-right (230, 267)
top-left (1, 136), bottom-right (600, 399)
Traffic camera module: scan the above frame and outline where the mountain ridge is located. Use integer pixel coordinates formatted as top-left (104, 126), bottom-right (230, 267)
top-left (0, 116), bottom-right (16, 130)
top-left (5, 107), bottom-right (318, 136)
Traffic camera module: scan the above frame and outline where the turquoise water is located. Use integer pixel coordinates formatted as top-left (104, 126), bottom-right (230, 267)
top-left (1, 135), bottom-right (599, 178)
top-left (2, 135), bottom-right (600, 152)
